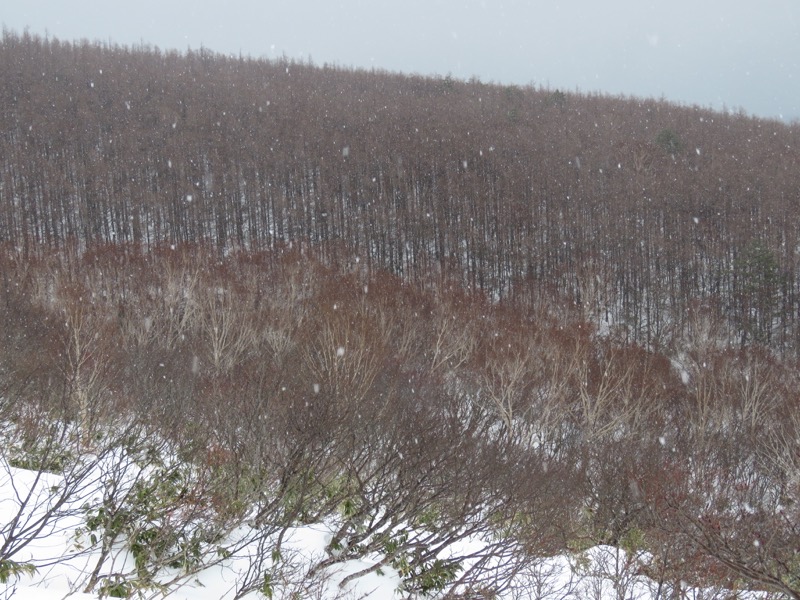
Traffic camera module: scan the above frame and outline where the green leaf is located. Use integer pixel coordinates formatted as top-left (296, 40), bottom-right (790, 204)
top-left (259, 573), bottom-right (274, 599)
top-left (0, 560), bottom-right (38, 585)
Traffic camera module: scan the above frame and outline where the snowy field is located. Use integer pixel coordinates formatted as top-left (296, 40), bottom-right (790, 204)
top-left (0, 455), bottom-right (399, 600)
top-left (1, 456), bottom-right (771, 600)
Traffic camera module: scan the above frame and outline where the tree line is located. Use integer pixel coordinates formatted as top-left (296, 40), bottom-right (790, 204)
top-left (2, 30), bottom-right (800, 353)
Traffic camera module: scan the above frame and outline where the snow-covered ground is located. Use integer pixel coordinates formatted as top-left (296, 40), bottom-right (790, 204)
top-left (1, 455), bottom-right (772, 599)
top-left (0, 456), bottom-right (405, 599)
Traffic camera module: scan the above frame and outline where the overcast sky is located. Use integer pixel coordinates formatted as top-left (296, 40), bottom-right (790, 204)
top-left (4, 1), bottom-right (799, 121)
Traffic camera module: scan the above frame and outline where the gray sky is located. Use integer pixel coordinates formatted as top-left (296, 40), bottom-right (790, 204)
top-left (4, 0), bottom-right (799, 121)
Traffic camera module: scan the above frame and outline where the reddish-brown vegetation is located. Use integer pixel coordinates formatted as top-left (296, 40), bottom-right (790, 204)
top-left (2, 30), bottom-right (800, 596)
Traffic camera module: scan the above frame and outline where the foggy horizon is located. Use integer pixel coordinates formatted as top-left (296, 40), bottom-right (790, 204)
top-left (3, 1), bottom-right (799, 122)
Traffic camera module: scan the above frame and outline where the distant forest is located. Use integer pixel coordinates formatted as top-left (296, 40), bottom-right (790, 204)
top-left (2, 30), bottom-right (800, 353)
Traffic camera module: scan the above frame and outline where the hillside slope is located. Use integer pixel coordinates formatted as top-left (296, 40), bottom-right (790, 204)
top-left (2, 30), bottom-right (800, 598)
top-left (2, 30), bottom-right (800, 351)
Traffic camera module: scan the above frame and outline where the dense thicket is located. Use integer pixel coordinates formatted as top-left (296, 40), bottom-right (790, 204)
top-left (2, 30), bottom-right (800, 352)
top-left (2, 247), bottom-right (800, 597)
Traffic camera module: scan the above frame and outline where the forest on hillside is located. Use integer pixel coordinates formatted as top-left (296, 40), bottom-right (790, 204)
top-left (2, 30), bottom-right (800, 598)
top-left (2, 30), bottom-right (800, 351)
